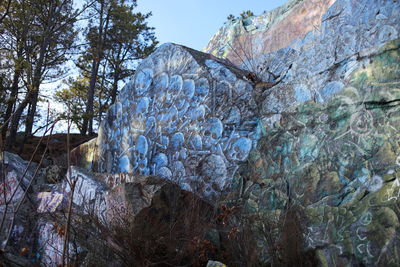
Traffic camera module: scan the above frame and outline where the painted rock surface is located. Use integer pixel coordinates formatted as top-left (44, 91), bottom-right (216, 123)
top-left (204, 0), bottom-right (400, 264)
top-left (232, 31), bottom-right (400, 267)
top-left (255, 0), bottom-right (400, 119)
top-left (204, 0), bottom-right (336, 65)
top-left (0, 152), bottom-right (43, 263)
top-left (97, 44), bottom-right (260, 198)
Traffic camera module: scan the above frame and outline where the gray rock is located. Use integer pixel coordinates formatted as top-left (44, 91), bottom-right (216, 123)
top-left (257, 0), bottom-right (400, 121)
top-left (0, 152), bottom-right (45, 262)
top-left (64, 166), bottom-right (107, 218)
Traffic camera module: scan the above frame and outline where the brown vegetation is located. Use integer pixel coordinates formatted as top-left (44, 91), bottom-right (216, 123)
top-left (59, 183), bottom-right (317, 267)
top-left (8, 133), bottom-right (95, 166)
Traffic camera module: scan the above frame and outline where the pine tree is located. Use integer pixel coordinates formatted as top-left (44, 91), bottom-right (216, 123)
top-left (227, 14), bottom-right (236, 21)
top-left (106, 3), bottom-right (157, 104)
top-left (55, 77), bottom-right (93, 133)
top-left (79, 0), bottom-right (157, 135)
top-left (0, 0), bottom-right (79, 150)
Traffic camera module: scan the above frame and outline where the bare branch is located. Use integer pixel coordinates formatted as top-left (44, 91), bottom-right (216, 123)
top-left (0, 0), bottom-right (12, 25)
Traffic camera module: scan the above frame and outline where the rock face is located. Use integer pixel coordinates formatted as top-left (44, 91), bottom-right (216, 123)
top-left (96, 44), bottom-right (260, 198)
top-left (0, 154), bottom-right (200, 265)
top-left (255, 0), bottom-right (400, 116)
top-left (204, 0), bottom-right (336, 65)
top-left (222, 0), bottom-right (400, 265)
top-left (70, 138), bottom-right (99, 170)
top-left (0, 152), bottom-right (36, 208)
top-left (236, 40), bottom-right (400, 261)
top-left (0, 152), bottom-right (45, 265)
top-left (79, 179), bottom-right (215, 266)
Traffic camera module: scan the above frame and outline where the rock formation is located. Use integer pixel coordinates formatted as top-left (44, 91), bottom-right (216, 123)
top-left (93, 44), bottom-right (260, 199)
top-left (236, 36), bottom-right (400, 262)
top-left (204, 0), bottom-right (336, 65)
top-left (213, 0), bottom-right (400, 265)
top-left (1, 0), bottom-right (400, 265)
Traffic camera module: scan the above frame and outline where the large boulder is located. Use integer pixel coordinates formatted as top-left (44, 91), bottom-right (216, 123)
top-left (96, 44), bottom-right (261, 198)
top-left (204, 0), bottom-right (400, 265)
top-left (76, 178), bottom-right (216, 266)
top-left (0, 152), bottom-right (38, 208)
top-left (34, 167), bottom-right (195, 265)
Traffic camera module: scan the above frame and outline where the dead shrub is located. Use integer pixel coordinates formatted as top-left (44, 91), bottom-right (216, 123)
top-left (59, 180), bottom-right (316, 267)
top-left (69, 183), bottom-right (219, 266)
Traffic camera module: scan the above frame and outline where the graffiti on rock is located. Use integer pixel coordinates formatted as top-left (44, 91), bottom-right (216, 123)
top-left (37, 192), bottom-right (64, 213)
top-left (0, 171), bottom-right (23, 206)
top-left (97, 44), bottom-right (259, 197)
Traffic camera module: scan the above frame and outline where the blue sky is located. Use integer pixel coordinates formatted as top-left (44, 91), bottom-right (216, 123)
top-left (136, 0), bottom-right (287, 50)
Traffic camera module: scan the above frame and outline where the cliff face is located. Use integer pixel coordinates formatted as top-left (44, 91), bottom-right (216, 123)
top-left (2, 0), bottom-right (400, 265)
top-left (236, 38), bottom-right (400, 265)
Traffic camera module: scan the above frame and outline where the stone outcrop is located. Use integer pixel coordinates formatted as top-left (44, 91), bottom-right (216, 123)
top-left (235, 39), bottom-right (400, 262)
top-left (255, 0), bottom-right (400, 119)
top-left (0, 152), bottom-right (38, 207)
top-left (1, 154), bottom-right (205, 265)
top-left (0, 152), bottom-right (44, 265)
top-left (2, 0), bottom-right (400, 265)
top-left (204, 0), bottom-right (336, 65)
top-left (221, 0), bottom-right (400, 265)
top-left (79, 178), bottom-right (215, 266)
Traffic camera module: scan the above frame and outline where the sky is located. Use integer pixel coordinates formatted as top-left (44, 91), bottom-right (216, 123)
top-left (136, 0), bottom-right (287, 51)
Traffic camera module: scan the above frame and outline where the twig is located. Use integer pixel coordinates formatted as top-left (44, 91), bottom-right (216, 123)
top-left (62, 104), bottom-right (77, 266)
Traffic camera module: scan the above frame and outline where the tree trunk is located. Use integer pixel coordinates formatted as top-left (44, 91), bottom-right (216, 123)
top-left (18, 27), bottom-right (50, 152)
top-left (2, 67), bottom-right (22, 140)
top-left (23, 89), bottom-right (39, 138)
top-left (22, 3), bottom-right (53, 139)
top-left (81, 1), bottom-right (110, 135)
top-left (2, 27), bottom-right (27, 141)
top-left (97, 62), bottom-right (108, 126)
top-left (82, 58), bottom-right (101, 135)
top-left (111, 68), bottom-right (119, 104)
top-left (4, 91), bottom-right (34, 151)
